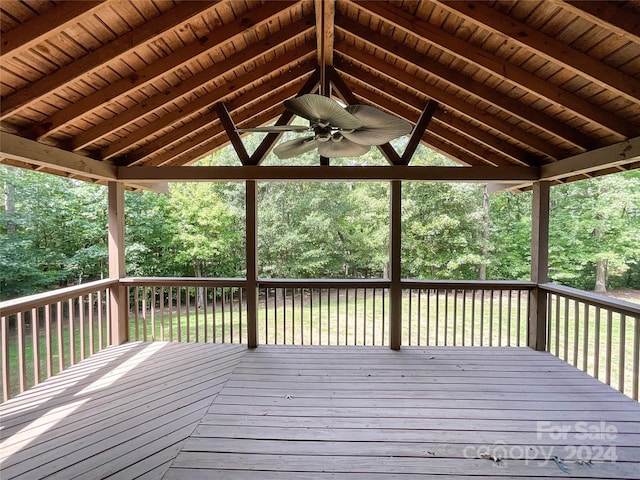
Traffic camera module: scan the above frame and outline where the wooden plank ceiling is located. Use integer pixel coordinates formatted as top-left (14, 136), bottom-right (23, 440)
top-left (1, 0), bottom-right (639, 190)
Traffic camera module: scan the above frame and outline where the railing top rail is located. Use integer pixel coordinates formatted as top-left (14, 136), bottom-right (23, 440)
top-left (401, 279), bottom-right (536, 290)
top-left (0, 278), bottom-right (117, 317)
top-left (541, 282), bottom-right (640, 316)
top-left (258, 278), bottom-right (391, 289)
top-left (121, 277), bottom-right (247, 287)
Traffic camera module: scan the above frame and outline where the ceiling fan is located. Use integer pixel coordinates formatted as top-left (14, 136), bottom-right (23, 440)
top-left (236, 94), bottom-right (412, 159)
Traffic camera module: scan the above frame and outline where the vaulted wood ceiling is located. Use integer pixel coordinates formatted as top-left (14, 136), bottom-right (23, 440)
top-left (1, 0), bottom-right (639, 190)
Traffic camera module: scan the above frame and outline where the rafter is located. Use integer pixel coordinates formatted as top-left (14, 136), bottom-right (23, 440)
top-left (0, 1), bottom-right (220, 120)
top-left (101, 53), bottom-right (316, 161)
top-left (68, 17), bottom-right (315, 152)
top-left (490, 136), bottom-right (640, 193)
top-left (336, 16), bottom-right (598, 151)
top-left (540, 136), bottom-right (640, 181)
top-left (116, 69), bottom-right (315, 167)
top-left (137, 84), bottom-right (302, 167)
top-left (342, 79), bottom-right (511, 167)
top-left (0, 132), bottom-right (115, 180)
top-left (558, 1), bottom-right (640, 45)
top-left (333, 50), bottom-right (568, 160)
top-left (35, 1), bottom-right (301, 141)
top-left (352, 0), bottom-right (636, 139)
top-left (333, 65), bottom-right (534, 166)
top-left (401, 101), bottom-right (438, 165)
top-left (0, 1), bottom-right (108, 60)
top-left (437, 0), bottom-right (640, 104)
top-left (214, 103), bottom-right (250, 165)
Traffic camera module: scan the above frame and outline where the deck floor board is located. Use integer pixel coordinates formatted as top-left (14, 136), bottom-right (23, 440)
top-left (1, 344), bottom-right (638, 479)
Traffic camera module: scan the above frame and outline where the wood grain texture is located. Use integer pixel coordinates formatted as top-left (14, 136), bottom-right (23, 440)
top-left (1, 343), bottom-right (638, 479)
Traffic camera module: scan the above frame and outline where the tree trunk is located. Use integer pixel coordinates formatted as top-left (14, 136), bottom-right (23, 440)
top-left (479, 185), bottom-right (490, 280)
top-left (594, 259), bottom-right (607, 292)
top-left (4, 179), bottom-right (16, 235)
top-left (194, 262), bottom-right (206, 309)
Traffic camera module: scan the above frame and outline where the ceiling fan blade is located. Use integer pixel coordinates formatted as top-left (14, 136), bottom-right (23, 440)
top-left (343, 105), bottom-right (412, 145)
top-left (236, 125), bottom-right (310, 133)
top-left (273, 137), bottom-right (320, 159)
top-left (284, 94), bottom-right (362, 130)
top-left (318, 138), bottom-right (371, 158)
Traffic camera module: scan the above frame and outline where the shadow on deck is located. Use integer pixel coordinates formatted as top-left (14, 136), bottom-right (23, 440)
top-left (1, 342), bottom-right (638, 479)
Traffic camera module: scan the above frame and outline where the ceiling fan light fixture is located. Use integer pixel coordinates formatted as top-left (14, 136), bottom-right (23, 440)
top-left (236, 94), bottom-right (411, 159)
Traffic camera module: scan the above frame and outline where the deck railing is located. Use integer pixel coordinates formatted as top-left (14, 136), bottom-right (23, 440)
top-left (402, 281), bottom-right (533, 347)
top-left (541, 283), bottom-right (640, 400)
top-left (123, 278), bottom-right (247, 344)
top-left (3, 278), bottom-right (639, 401)
top-left (0, 279), bottom-right (115, 401)
top-left (258, 279), bottom-right (391, 346)
top-left (256, 280), bottom-right (534, 346)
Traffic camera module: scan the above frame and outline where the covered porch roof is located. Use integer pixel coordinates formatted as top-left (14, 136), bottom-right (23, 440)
top-left (0, 0), bottom-right (639, 190)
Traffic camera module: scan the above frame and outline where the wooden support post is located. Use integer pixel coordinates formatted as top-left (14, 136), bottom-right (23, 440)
top-left (108, 181), bottom-right (128, 345)
top-left (400, 100), bottom-right (438, 165)
top-left (390, 180), bottom-right (402, 350)
top-left (246, 180), bottom-right (258, 348)
top-left (529, 181), bottom-right (550, 351)
top-left (214, 102), bottom-right (250, 165)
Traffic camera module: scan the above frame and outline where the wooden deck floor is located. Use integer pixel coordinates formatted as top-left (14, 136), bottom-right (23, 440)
top-left (1, 343), bottom-right (639, 479)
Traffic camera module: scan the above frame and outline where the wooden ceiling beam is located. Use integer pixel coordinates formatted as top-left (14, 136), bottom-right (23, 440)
top-left (540, 136), bottom-right (640, 181)
top-left (36, 1), bottom-right (303, 141)
top-left (118, 165), bottom-right (539, 183)
top-left (101, 51), bottom-right (316, 161)
top-left (69, 17), bottom-right (315, 152)
top-left (352, 0), bottom-right (635, 139)
top-left (492, 136), bottom-right (640, 193)
top-left (0, 1), bottom-right (108, 60)
top-left (342, 80), bottom-right (512, 167)
top-left (0, 132), bottom-right (115, 181)
top-left (138, 84), bottom-right (304, 167)
top-left (558, 1), bottom-right (640, 45)
top-left (0, 131), bottom-right (164, 192)
top-left (438, 1), bottom-right (640, 105)
top-left (336, 16), bottom-right (598, 151)
top-left (401, 101), bottom-right (438, 166)
top-left (333, 49), bottom-right (568, 160)
top-left (248, 69), bottom-right (321, 165)
top-left (334, 64), bottom-right (535, 166)
top-left (118, 68), bottom-right (315, 166)
top-left (0, 1), bottom-right (220, 120)
top-left (161, 105), bottom-right (288, 167)
top-left (214, 103), bottom-right (251, 165)
top-left (315, 0), bottom-right (335, 68)
top-left (214, 68), bottom-right (320, 167)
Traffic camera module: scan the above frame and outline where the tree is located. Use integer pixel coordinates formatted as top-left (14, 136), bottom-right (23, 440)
top-left (0, 166), bottom-right (108, 299)
top-left (548, 171), bottom-right (640, 291)
top-left (167, 182), bottom-right (244, 278)
top-left (486, 190), bottom-right (532, 281)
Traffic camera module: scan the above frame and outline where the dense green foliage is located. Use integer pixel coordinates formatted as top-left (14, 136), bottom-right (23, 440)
top-left (2, 146), bottom-right (639, 300)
